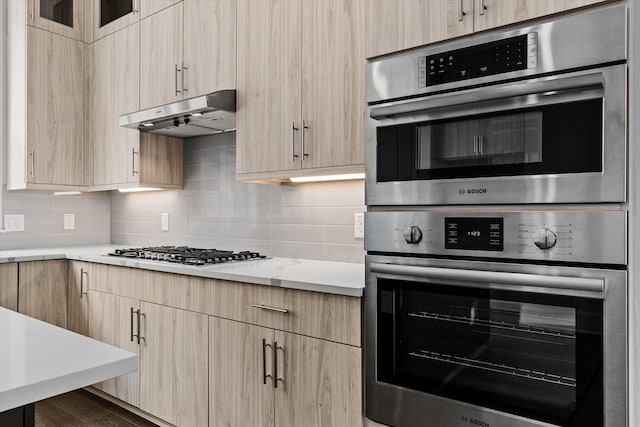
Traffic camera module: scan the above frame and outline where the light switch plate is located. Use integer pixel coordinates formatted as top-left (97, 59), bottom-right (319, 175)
top-left (64, 213), bottom-right (75, 230)
top-left (354, 213), bottom-right (365, 239)
top-left (4, 214), bottom-right (24, 232)
top-left (161, 213), bottom-right (169, 231)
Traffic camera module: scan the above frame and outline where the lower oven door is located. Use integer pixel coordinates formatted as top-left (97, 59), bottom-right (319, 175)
top-left (365, 255), bottom-right (626, 427)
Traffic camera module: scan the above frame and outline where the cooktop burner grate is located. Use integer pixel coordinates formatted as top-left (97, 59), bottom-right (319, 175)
top-left (107, 246), bottom-right (266, 266)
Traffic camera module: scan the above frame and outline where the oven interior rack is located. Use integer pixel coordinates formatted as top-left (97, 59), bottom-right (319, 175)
top-left (408, 311), bottom-right (576, 340)
top-left (409, 349), bottom-right (576, 388)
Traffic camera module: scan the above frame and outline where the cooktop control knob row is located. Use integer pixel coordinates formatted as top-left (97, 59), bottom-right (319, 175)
top-left (532, 228), bottom-right (557, 250)
top-left (404, 226), bottom-right (423, 244)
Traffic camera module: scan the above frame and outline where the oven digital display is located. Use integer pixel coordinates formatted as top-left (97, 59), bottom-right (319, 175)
top-left (445, 217), bottom-right (503, 251)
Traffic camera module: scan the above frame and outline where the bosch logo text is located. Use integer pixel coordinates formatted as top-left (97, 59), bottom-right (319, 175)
top-left (458, 188), bottom-right (487, 195)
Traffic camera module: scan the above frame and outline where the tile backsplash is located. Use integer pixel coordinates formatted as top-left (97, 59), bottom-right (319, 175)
top-left (0, 186), bottom-right (110, 250)
top-left (111, 132), bottom-right (365, 263)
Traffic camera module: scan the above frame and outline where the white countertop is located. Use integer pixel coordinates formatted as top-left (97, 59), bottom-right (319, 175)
top-left (0, 246), bottom-right (365, 297)
top-left (0, 307), bottom-right (137, 412)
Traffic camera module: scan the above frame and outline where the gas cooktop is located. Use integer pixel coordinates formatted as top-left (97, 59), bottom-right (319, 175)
top-left (107, 246), bottom-right (267, 266)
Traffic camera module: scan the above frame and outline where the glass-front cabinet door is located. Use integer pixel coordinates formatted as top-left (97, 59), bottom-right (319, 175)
top-left (94, 0), bottom-right (138, 40)
top-left (31, 0), bottom-right (85, 41)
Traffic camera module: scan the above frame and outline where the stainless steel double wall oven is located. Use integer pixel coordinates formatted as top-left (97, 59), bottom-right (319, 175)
top-left (365, 4), bottom-right (628, 427)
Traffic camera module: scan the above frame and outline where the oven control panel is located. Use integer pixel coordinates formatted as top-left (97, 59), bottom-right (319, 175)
top-left (444, 217), bottom-right (503, 251)
top-left (417, 33), bottom-right (537, 88)
top-left (364, 211), bottom-right (626, 265)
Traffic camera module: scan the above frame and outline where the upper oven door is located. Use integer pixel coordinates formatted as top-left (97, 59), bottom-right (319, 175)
top-left (365, 63), bottom-right (626, 206)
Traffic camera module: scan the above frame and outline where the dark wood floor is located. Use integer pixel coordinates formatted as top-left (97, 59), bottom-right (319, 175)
top-left (35, 390), bottom-right (157, 427)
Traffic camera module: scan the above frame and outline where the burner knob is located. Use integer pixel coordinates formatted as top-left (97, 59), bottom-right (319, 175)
top-left (404, 226), bottom-right (423, 244)
top-left (533, 228), bottom-right (557, 250)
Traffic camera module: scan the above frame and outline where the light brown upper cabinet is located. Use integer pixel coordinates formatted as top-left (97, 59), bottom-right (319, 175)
top-left (236, 0), bottom-right (365, 181)
top-left (89, 23), bottom-right (183, 190)
top-left (139, 0), bottom-right (181, 19)
top-left (366, 0), bottom-right (608, 58)
top-left (365, 0), bottom-right (474, 58)
top-left (28, 0), bottom-right (86, 41)
top-left (473, 0), bottom-right (608, 32)
top-left (93, 0), bottom-right (139, 40)
top-left (7, 7), bottom-right (87, 191)
top-left (140, 0), bottom-right (236, 110)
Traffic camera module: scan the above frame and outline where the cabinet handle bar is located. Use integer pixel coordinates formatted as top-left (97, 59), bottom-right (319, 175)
top-left (132, 148), bottom-right (138, 176)
top-left (182, 64), bottom-right (188, 93)
top-left (292, 122), bottom-right (299, 161)
top-left (252, 304), bottom-right (289, 314)
top-left (262, 339), bottom-right (273, 385)
top-left (458, 0), bottom-right (466, 21)
top-left (130, 307), bottom-right (135, 342)
top-left (302, 120), bottom-right (309, 159)
top-left (80, 268), bottom-right (88, 298)
top-left (275, 343), bottom-right (284, 387)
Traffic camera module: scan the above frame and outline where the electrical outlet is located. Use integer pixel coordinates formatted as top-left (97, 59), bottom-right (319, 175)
top-left (4, 214), bottom-right (24, 232)
top-left (354, 213), bottom-right (365, 238)
top-left (64, 213), bottom-right (75, 230)
top-left (161, 213), bottom-right (169, 231)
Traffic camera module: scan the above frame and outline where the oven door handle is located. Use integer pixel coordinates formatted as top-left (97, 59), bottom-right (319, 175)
top-left (370, 263), bottom-right (604, 293)
top-left (369, 71), bottom-right (604, 120)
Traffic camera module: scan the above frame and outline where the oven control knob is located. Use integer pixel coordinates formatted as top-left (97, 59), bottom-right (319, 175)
top-left (404, 226), bottom-right (423, 244)
top-left (533, 228), bottom-right (557, 250)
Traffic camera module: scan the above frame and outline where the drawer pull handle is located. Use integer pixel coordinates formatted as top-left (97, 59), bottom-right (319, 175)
top-left (252, 304), bottom-right (288, 314)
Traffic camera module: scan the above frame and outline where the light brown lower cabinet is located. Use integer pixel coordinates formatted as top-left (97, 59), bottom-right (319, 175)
top-left (77, 261), bottom-right (362, 426)
top-left (88, 290), bottom-right (141, 407)
top-left (17, 260), bottom-right (67, 327)
top-left (0, 263), bottom-right (18, 311)
top-left (139, 301), bottom-right (208, 427)
top-left (67, 260), bottom-right (91, 335)
top-left (210, 316), bottom-right (363, 427)
top-left (88, 289), bottom-right (208, 426)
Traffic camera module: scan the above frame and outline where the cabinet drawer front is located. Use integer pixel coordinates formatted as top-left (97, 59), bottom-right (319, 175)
top-left (86, 262), bottom-right (361, 346)
top-left (281, 289), bottom-right (361, 347)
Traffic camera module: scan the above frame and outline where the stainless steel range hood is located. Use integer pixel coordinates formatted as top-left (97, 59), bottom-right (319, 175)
top-left (119, 90), bottom-right (236, 138)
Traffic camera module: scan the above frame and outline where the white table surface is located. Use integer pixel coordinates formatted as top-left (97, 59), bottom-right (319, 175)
top-left (0, 246), bottom-right (365, 297)
top-left (0, 307), bottom-right (137, 412)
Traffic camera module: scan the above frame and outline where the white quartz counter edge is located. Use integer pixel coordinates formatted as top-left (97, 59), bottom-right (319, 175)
top-left (0, 246), bottom-right (365, 297)
top-left (0, 307), bottom-right (137, 412)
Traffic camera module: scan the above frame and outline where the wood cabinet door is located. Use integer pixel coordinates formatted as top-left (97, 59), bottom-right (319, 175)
top-left (473, 0), bottom-right (607, 32)
top-left (91, 23), bottom-right (140, 186)
top-left (301, 0), bottom-right (365, 169)
top-left (88, 291), bottom-right (140, 406)
top-left (139, 0), bottom-right (181, 19)
top-left (31, 0), bottom-right (85, 41)
top-left (67, 261), bottom-right (89, 336)
top-left (0, 263), bottom-right (18, 311)
top-left (140, 2), bottom-right (183, 109)
top-left (139, 302), bottom-right (208, 427)
top-left (94, 0), bottom-right (139, 40)
top-left (365, 0), bottom-right (474, 58)
top-left (26, 27), bottom-right (85, 186)
top-left (274, 331), bottom-right (363, 427)
top-left (209, 317), bottom-right (275, 427)
top-left (17, 260), bottom-right (68, 328)
top-left (183, 0), bottom-right (236, 98)
top-left (236, 0), bottom-right (302, 175)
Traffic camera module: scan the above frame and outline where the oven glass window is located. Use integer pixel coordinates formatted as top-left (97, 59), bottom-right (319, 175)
top-left (377, 279), bottom-right (603, 426)
top-left (376, 99), bottom-right (602, 182)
